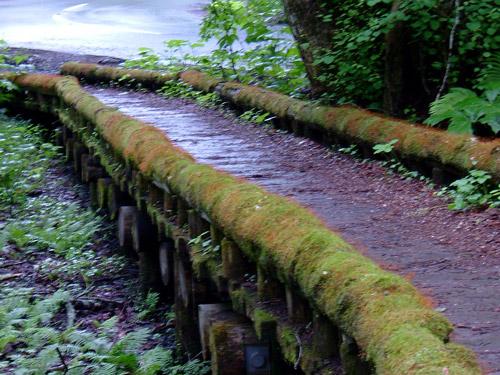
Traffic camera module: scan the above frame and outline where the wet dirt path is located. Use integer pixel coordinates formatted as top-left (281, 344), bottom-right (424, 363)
top-left (87, 86), bottom-right (500, 373)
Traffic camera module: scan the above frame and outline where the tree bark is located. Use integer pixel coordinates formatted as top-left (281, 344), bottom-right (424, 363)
top-left (282, 0), bottom-right (335, 97)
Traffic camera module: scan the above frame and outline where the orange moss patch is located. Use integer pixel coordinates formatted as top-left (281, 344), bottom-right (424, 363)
top-left (179, 69), bottom-right (224, 92)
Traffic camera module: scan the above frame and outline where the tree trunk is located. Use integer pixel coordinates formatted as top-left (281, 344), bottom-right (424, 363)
top-left (282, 0), bottom-right (335, 97)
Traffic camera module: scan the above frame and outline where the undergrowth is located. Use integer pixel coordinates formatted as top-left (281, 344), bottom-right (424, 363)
top-left (0, 115), bottom-right (210, 374)
top-left (372, 139), bottom-right (500, 209)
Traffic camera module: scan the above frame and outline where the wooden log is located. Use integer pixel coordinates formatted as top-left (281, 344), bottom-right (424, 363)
top-left (118, 206), bottom-right (136, 251)
top-left (96, 178), bottom-right (113, 209)
top-left (107, 184), bottom-right (135, 220)
top-left (132, 211), bottom-right (158, 253)
top-left (159, 240), bottom-right (175, 287)
top-left (257, 267), bottom-right (284, 301)
top-left (65, 138), bottom-right (74, 162)
top-left (73, 144), bottom-right (87, 172)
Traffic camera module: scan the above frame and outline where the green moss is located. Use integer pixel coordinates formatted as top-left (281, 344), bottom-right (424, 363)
top-left (279, 325), bottom-right (300, 364)
top-left (253, 309), bottom-right (277, 342)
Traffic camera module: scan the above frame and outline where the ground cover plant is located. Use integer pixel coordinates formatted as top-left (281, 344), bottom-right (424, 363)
top-left (0, 115), bottom-right (210, 374)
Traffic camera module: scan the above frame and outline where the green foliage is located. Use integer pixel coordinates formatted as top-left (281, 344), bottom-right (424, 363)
top-left (373, 139), bottom-right (430, 181)
top-left (446, 169), bottom-right (500, 209)
top-left (0, 40), bottom-right (28, 67)
top-left (136, 290), bottom-right (160, 320)
top-left (313, 0), bottom-right (500, 107)
top-left (0, 116), bottom-right (59, 206)
top-left (125, 0), bottom-right (307, 97)
top-left (373, 138), bottom-right (399, 154)
top-left (0, 116), bottom-right (211, 374)
top-left (425, 55), bottom-right (500, 135)
top-left (313, 0), bottom-right (389, 106)
top-left (0, 290), bottom-right (209, 375)
top-left (157, 80), bottom-right (222, 109)
top-left (238, 108), bottom-right (274, 125)
top-left (188, 230), bottom-right (220, 257)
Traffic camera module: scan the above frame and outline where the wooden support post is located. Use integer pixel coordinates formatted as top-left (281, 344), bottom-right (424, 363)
top-left (89, 181), bottom-right (98, 207)
top-left (97, 178), bottom-right (114, 209)
top-left (312, 313), bottom-right (340, 359)
top-left (138, 250), bottom-right (162, 293)
top-left (149, 183), bottom-right (164, 209)
top-left (198, 304), bottom-right (247, 360)
top-left (73, 144), bottom-right (87, 172)
top-left (132, 210), bottom-right (158, 253)
top-left (221, 239), bottom-right (247, 282)
top-left (257, 267), bottom-right (284, 302)
top-left (159, 240), bottom-right (175, 287)
top-left (118, 206), bottom-right (136, 252)
top-left (432, 166), bottom-right (444, 185)
top-left (285, 287), bottom-right (311, 323)
top-left (188, 210), bottom-right (210, 239)
top-left (107, 184), bottom-right (135, 220)
top-left (340, 333), bottom-right (373, 375)
top-left (209, 321), bottom-right (269, 375)
top-left (177, 199), bottom-right (189, 227)
top-left (164, 193), bottom-right (177, 215)
top-left (55, 126), bottom-right (64, 147)
top-left (210, 225), bottom-right (224, 249)
top-left (62, 125), bottom-right (72, 144)
top-left (174, 246), bottom-right (202, 358)
top-left (65, 138), bottom-right (74, 162)
top-left (292, 121), bottom-right (304, 137)
top-left (82, 156), bottom-right (107, 183)
top-left (362, 145), bottom-right (373, 159)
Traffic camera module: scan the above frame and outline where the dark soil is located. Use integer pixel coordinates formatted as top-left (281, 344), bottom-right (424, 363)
top-left (6, 48), bottom-right (500, 373)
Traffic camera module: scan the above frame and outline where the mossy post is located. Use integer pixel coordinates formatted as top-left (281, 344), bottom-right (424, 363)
top-left (221, 239), bottom-right (248, 282)
top-left (174, 246), bottom-right (202, 358)
top-left (97, 178), bottom-right (114, 208)
top-left (258, 267), bottom-right (284, 302)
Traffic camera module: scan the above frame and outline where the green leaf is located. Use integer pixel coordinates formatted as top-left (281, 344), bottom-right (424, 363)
top-left (466, 22), bottom-right (481, 32)
top-left (448, 116), bottom-right (474, 134)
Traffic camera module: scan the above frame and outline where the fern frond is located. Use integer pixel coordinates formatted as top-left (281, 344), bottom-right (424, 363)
top-left (484, 53), bottom-right (500, 82)
top-left (92, 362), bottom-right (118, 375)
top-left (137, 346), bottom-right (173, 375)
top-left (113, 329), bottom-right (150, 353)
top-left (428, 88), bottom-right (478, 117)
top-left (97, 316), bottom-right (119, 340)
top-left (23, 327), bottom-right (59, 349)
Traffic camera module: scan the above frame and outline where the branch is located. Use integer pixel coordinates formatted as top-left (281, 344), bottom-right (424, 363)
top-left (56, 347), bottom-right (69, 374)
top-left (0, 273), bottom-right (22, 281)
top-left (435, 0), bottom-right (461, 101)
top-left (294, 333), bottom-right (303, 370)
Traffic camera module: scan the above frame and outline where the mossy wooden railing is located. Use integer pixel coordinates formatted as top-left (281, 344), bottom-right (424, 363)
top-left (60, 62), bottom-right (500, 184)
top-left (1, 71), bottom-right (482, 375)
